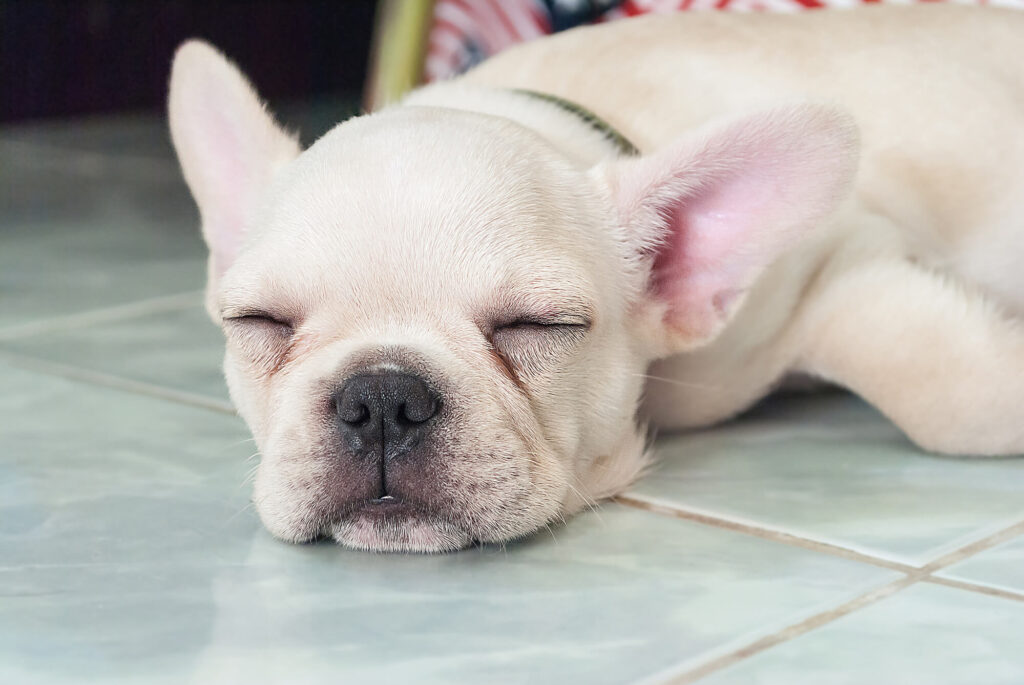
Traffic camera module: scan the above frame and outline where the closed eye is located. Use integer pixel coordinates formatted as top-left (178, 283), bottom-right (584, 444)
top-left (221, 312), bottom-right (295, 372)
top-left (490, 316), bottom-right (591, 378)
top-left (224, 313), bottom-right (292, 328)
top-left (221, 308), bottom-right (295, 332)
top-left (495, 316), bottom-right (591, 332)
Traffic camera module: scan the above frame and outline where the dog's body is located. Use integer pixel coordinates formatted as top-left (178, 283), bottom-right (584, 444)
top-left (447, 6), bottom-right (1024, 443)
top-left (169, 6), bottom-right (1024, 552)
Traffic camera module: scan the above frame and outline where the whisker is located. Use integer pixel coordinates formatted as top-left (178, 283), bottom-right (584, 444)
top-left (238, 463), bottom-right (260, 489)
top-left (522, 449), bottom-right (603, 526)
top-left (221, 501), bottom-right (255, 527)
top-left (562, 475), bottom-right (606, 526)
top-left (631, 372), bottom-right (723, 392)
top-left (218, 437), bottom-right (257, 452)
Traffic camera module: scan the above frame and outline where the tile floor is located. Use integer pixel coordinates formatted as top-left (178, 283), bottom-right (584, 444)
top-left (2, 109), bottom-right (1022, 685)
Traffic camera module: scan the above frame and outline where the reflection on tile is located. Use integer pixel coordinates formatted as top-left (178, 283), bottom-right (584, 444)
top-left (163, 512), bottom-right (898, 685)
top-left (698, 583), bottom-right (1024, 685)
top-left (0, 361), bottom-right (254, 559)
top-left (629, 392), bottom-right (1024, 566)
top-left (937, 534), bottom-right (1024, 595)
top-left (0, 361), bottom-right (254, 683)
top-left (0, 303), bottom-right (228, 402)
top-left (0, 363), bottom-right (898, 685)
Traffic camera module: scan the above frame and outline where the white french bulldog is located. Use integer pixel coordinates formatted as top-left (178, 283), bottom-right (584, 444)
top-left (168, 5), bottom-right (1024, 552)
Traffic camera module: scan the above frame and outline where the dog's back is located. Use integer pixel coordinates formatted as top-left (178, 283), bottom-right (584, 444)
top-left (464, 5), bottom-right (1024, 263)
top-left (460, 5), bottom-right (1024, 445)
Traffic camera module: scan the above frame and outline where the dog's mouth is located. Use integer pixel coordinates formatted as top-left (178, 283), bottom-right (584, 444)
top-left (351, 494), bottom-right (418, 518)
top-left (328, 495), bottom-right (474, 553)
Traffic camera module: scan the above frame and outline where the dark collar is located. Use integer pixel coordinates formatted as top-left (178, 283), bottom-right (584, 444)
top-left (512, 88), bottom-right (640, 157)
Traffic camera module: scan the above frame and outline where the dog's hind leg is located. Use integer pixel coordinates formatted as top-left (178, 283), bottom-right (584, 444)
top-left (795, 258), bottom-right (1024, 456)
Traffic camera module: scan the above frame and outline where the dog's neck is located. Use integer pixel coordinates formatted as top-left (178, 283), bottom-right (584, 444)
top-left (401, 82), bottom-right (638, 166)
top-left (510, 88), bottom-right (639, 157)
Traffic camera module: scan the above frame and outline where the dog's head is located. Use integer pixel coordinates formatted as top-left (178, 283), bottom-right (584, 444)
top-left (168, 41), bottom-right (856, 552)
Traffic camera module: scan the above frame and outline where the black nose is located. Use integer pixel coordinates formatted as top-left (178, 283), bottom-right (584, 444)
top-left (334, 372), bottom-right (441, 460)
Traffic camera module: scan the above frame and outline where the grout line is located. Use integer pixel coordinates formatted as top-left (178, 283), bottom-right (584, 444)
top-left (661, 576), bottom-right (917, 685)
top-left (0, 291), bottom-right (204, 341)
top-left (2, 352), bottom-right (236, 415)
top-left (923, 576), bottom-right (1024, 604)
top-left (917, 519), bottom-right (1024, 574)
top-left (615, 494), bottom-right (915, 573)
top-left (644, 516), bottom-right (1024, 684)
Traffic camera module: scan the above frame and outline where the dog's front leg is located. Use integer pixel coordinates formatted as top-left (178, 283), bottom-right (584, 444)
top-left (797, 259), bottom-right (1024, 456)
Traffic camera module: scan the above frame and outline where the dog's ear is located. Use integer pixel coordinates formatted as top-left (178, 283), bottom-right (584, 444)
top-left (168, 40), bottom-right (300, 315)
top-left (596, 104), bottom-right (858, 355)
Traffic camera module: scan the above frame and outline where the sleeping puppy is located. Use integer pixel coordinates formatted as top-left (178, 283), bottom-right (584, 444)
top-left (168, 5), bottom-right (1024, 552)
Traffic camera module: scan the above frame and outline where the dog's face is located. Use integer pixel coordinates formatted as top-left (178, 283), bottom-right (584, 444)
top-left (207, 106), bottom-right (652, 552)
top-left (169, 41), bottom-right (856, 552)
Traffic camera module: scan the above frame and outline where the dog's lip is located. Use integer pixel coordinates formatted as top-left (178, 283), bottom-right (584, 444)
top-left (329, 495), bottom-right (472, 552)
top-left (346, 494), bottom-right (423, 519)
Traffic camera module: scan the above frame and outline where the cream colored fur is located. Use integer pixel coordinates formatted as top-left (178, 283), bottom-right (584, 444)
top-left (168, 6), bottom-right (1024, 552)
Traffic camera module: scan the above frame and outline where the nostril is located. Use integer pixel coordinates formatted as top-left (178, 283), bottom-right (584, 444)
top-left (335, 385), bottom-right (373, 425)
top-left (400, 397), bottom-right (439, 425)
top-left (339, 401), bottom-right (370, 426)
top-left (334, 371), bottom-right (440, 459)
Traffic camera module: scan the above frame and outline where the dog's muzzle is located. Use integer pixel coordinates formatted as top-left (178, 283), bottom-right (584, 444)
top-left (333, 370), bottom-right (441, 498)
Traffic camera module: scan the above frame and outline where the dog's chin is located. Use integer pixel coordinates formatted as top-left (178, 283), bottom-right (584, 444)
top-left (329, 498), bottom-right (474, 553)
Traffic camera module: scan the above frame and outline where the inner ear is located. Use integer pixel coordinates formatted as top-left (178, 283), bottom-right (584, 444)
top-left (601, 104), bottom-right (859, 354)
top-left (167, 39), bottom-right (300, 317)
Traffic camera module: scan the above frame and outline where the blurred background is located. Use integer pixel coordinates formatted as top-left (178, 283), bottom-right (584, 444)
top-left (0, 0), bottom-right (754, 128)
top-left (0, 0), bottom-right (376, 124)
top-left (0, 0), bottom-right (634, 149)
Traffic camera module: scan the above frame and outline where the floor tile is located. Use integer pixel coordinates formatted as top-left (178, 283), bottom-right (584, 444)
top-left (0, 363), bottom-right (898, 685)
top-left (0, 303), bottom-right (228, 402)
top-left (0, 100), bottom-right (357, 332)
top-left (0, 361), bottom-right (254, 563)
top-left (0, 134), bottom-right (207, 328)
top-left (628, 392), bottom-right (1024, 566)
top-left (936, 532), bottom-right (1024, 595)
top-left (695, 583), bottom-right (1024, 685)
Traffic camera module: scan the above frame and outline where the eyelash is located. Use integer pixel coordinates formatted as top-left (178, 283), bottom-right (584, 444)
top-left (495, 315), bottom-right (591, 331)
top-left (222, 314), bottom-right (294, 369)
top-left (490, 319), bottom-right (590, 377)
top-left (220, 312), bottom-right (590, 377)
top-left (224, 312), bottom-right (292, 327)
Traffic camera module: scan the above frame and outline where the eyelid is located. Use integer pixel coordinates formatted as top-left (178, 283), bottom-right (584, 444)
top-left (497, 315), bottom-right (592, 330)
top-left (222, 311), bottom-right (292, 325)
top-left (222, 313), bottom-right (296, 335)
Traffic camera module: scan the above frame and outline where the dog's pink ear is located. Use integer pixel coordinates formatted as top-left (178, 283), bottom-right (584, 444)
top-left (598, 105), bottom-right (858, 354)
top-left (168, 40), bottom-right (299, 303)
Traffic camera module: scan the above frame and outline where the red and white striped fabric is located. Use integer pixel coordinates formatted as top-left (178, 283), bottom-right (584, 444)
top-left (425, 0), bottom-right (1024, 83)
top-left (426, 0), bottom-right (551, 82)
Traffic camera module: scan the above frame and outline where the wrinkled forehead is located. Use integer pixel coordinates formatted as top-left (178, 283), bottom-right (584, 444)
top-left (223, 107), bottom-right (603, 321)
